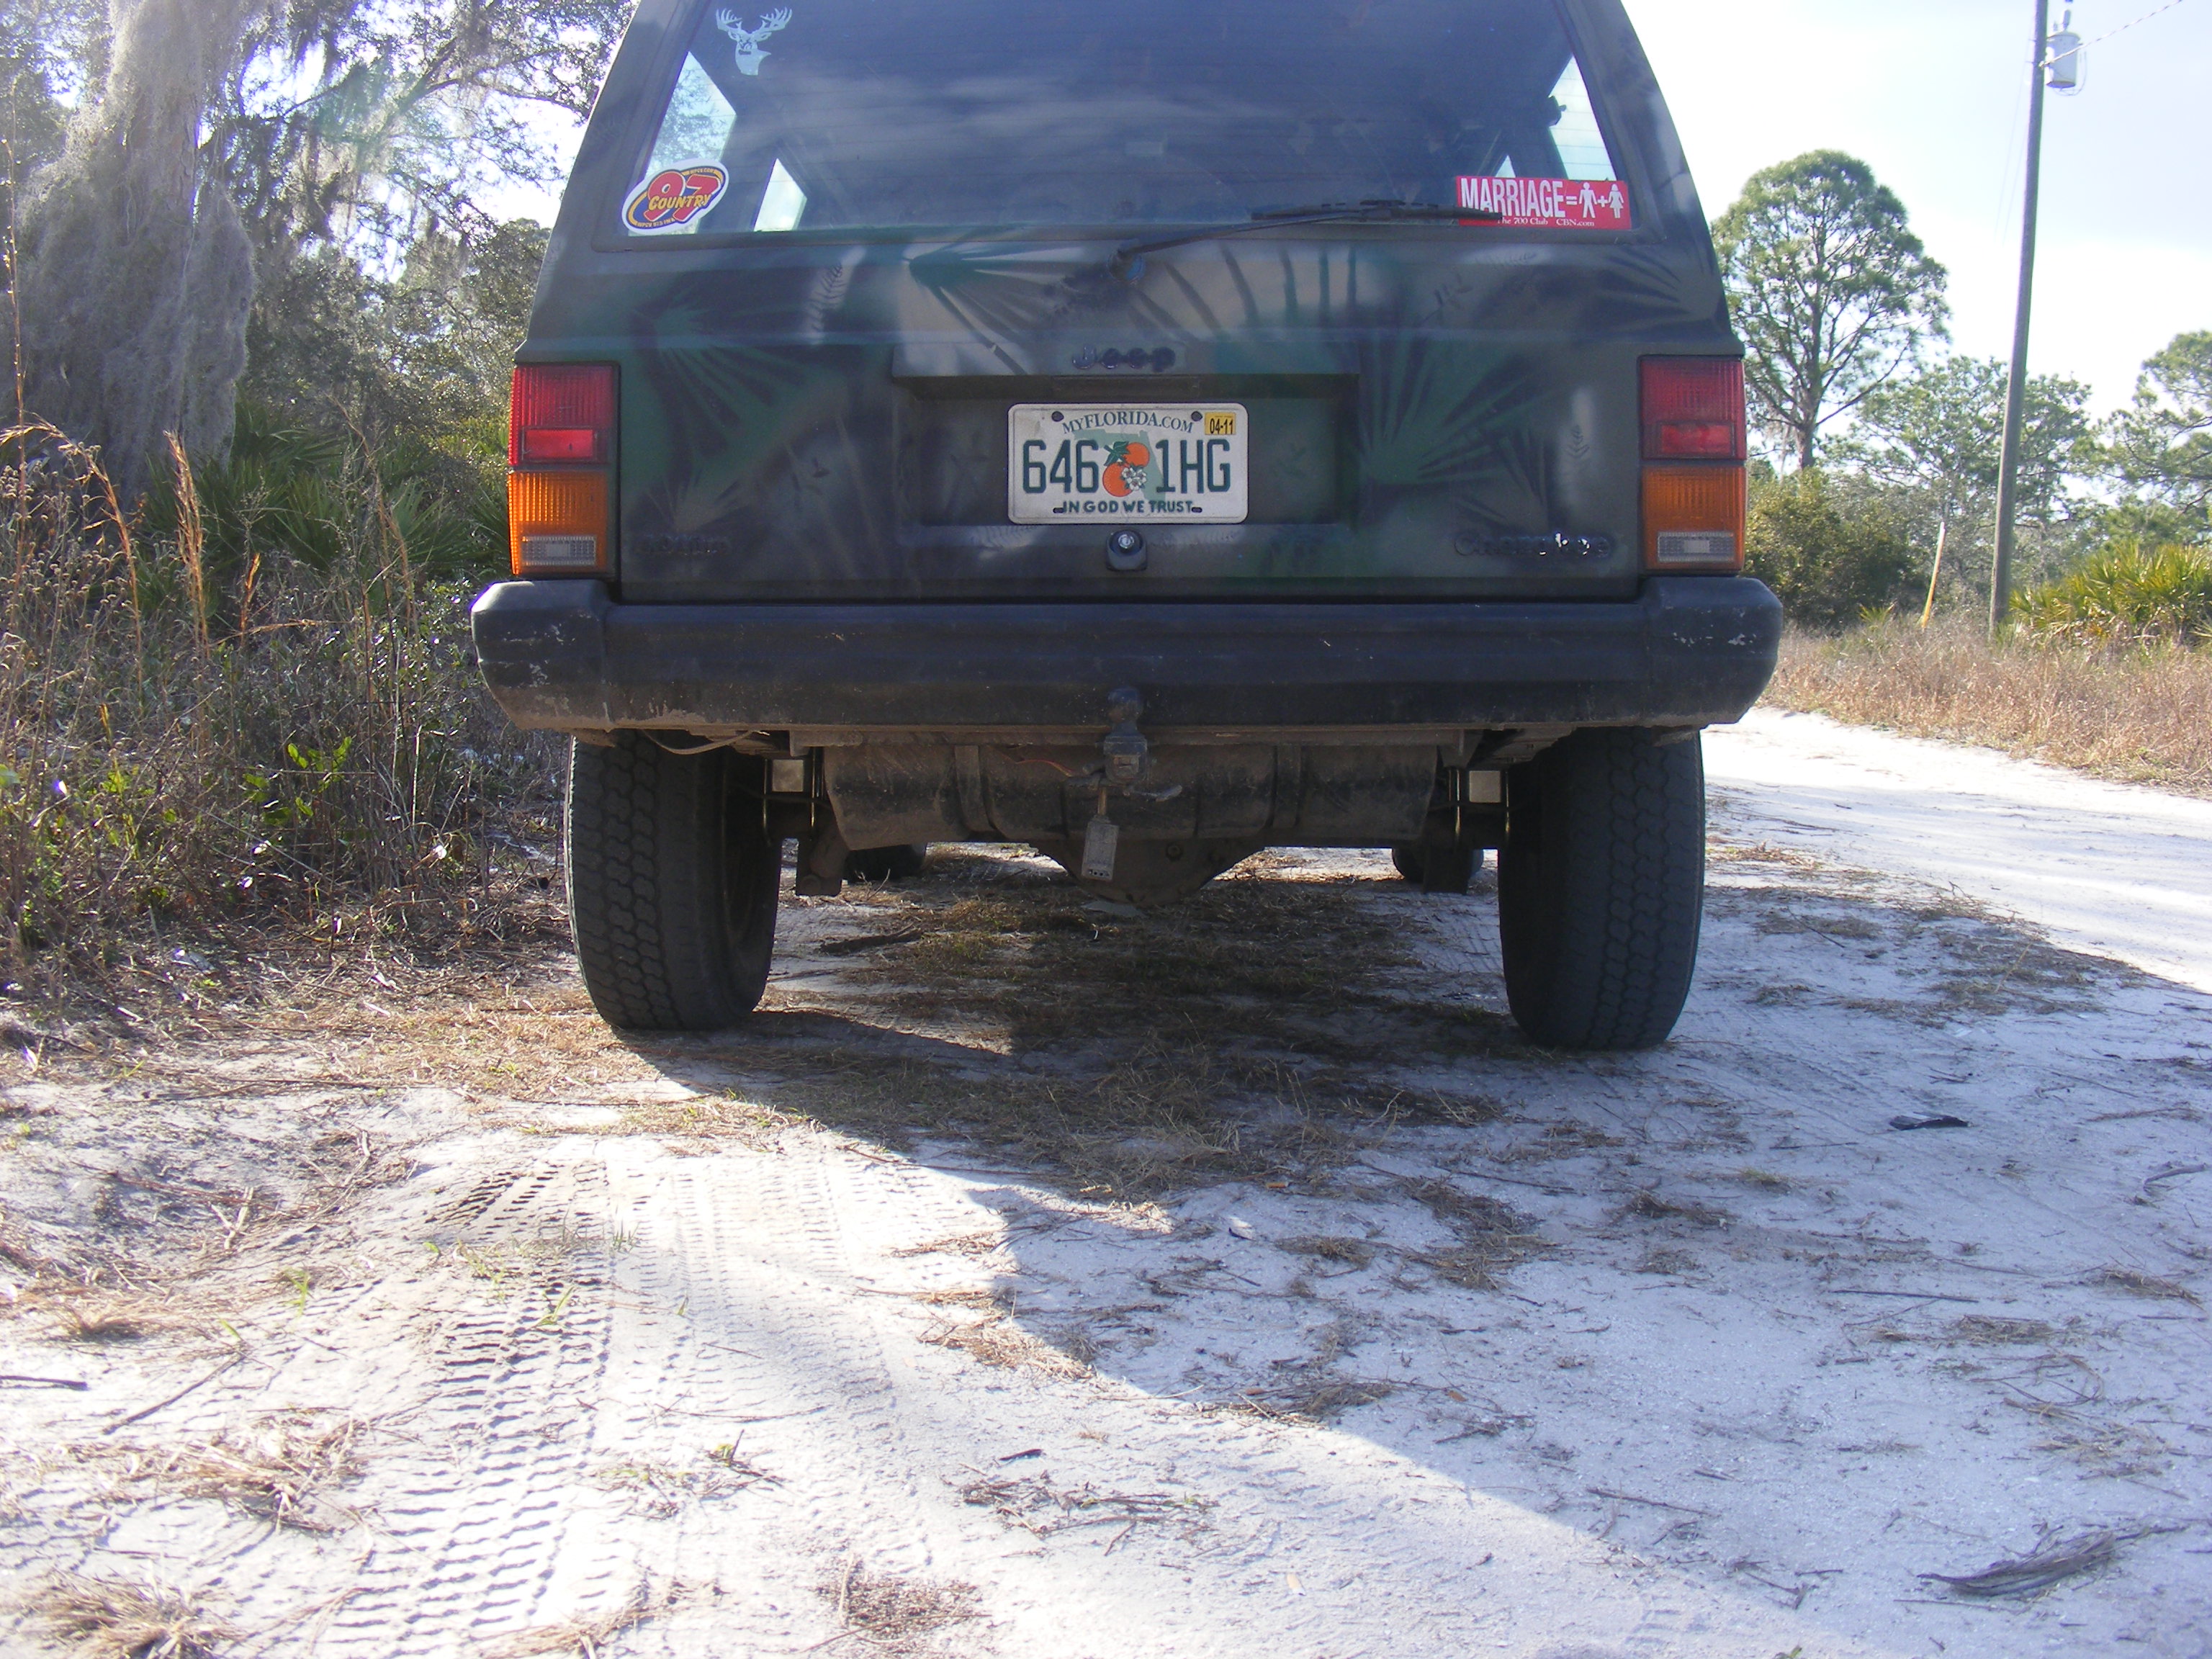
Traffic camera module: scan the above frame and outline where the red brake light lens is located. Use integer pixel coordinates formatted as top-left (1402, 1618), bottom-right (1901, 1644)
top-left (1641, 357), bottom-right (1745, 461)
top-left (511, 364), bottom-right (615, 467)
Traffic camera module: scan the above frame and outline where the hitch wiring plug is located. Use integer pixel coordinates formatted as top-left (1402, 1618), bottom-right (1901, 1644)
top-left (1084, 687), bottom-right (1156, 883)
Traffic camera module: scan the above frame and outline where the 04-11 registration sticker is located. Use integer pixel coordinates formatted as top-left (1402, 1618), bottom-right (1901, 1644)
top-left (1007, 405), bottom-right (1248, 524)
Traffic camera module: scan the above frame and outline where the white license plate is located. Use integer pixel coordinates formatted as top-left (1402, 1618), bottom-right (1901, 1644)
top-left (1007, 403), bottom-right (1249, 524)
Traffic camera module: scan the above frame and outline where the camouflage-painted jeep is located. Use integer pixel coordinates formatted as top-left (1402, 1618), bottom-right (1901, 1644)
top-left (472, 0), bottom-right (1778, 1048)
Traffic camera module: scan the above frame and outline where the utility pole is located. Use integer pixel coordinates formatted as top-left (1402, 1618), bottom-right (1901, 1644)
top-left (1990, 0), bottom-right (2051, 634)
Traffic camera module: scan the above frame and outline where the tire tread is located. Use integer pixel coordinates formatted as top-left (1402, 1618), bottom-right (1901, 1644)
top-left (565, 736), bottom-right (776, 1031)
top-left (1498, 729), bottom-right (1703, 1051)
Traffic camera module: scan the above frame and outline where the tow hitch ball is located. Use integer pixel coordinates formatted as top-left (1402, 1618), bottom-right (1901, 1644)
top-left (1101, 687), bottom-right (1149, 784)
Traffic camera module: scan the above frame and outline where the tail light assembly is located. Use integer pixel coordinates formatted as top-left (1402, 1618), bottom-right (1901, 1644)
top-left (1639, 356), bottom-right (1745, 572)
top-left (509, 364), bottom-right (616, 576)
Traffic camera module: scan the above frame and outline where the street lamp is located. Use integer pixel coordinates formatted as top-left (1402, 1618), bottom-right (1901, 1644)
top-left (1990, 4), bottom-right (2081, 634)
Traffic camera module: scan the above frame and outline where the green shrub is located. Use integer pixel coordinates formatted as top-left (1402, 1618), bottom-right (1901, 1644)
top-left (138, 404), bottom-right (505, 608)
top-left (2015, 541), bottom-right (2212, 648)
top-left (0, 421), bottom-right (554, 999)
top-left (1745, 469), bottom-right (1916, 629)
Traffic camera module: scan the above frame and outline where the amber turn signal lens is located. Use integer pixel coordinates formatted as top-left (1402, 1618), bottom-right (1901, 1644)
top-left (1642, 465), bottom-right (1745, 571)
top-left (509, 469), bottom-right (608, 575)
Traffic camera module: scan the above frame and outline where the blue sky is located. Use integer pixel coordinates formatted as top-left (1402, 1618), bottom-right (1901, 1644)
top-left (498, 0), bottom-right (2208, 413)
top-left (1631, 0), bottom-right (2211, 410)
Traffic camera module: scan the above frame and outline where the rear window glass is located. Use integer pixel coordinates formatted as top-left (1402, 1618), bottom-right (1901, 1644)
top-left (621, 0), bottom-right (1622, 237)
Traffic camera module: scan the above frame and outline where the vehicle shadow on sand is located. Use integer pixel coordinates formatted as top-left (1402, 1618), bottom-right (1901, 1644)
top-left (619, 840), bottom-right (2128, 1205)
top-left (606, 842), bottom-right (2212, 1654)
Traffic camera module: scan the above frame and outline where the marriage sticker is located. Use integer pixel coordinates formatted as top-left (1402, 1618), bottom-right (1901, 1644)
top-left (1455, 176), bottom-right (1631, 230)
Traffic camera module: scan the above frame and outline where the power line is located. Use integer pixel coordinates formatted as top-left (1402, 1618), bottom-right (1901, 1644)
top-left (2070, 0), bottom-right (2192, 50)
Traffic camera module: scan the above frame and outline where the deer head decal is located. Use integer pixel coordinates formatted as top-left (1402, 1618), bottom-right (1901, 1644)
top-left (714, 7), bottom-right (791, 76)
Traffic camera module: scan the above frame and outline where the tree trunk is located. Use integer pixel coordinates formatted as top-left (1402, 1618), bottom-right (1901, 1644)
top-left (1919, 512), bottom-right (1948, 627)
top-left (14, 0), bottom-right (260, 505)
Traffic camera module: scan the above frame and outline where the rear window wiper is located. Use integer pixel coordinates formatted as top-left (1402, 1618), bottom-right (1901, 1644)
top-left (1107, 199), bottom-right (1501, 282)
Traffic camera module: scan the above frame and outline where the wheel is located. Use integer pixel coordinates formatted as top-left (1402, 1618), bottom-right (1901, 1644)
top-left (1497, 729), bottom-right (1704, 1051)
top-left (844, 844), bottom-right (927, 882)
top-left (565, 735), bottom-right (780, 1031)
top-left (1390, 843), bottom-right (1476, 894)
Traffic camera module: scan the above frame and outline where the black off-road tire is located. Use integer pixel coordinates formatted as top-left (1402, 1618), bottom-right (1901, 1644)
top-left (1497, 729), bottom-right (1704, 1051)
top-left (845, 844), bottom-right (928, 883)
top-left (565, 735), bottom-right (780, 1031)
top-left (1390, 843), bottom-right (1477, 894)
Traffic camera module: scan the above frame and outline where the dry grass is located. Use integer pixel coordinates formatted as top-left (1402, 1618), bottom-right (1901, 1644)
top-left (12, 852), bottom-right (1516, 1300)
top-left (588, 1449), bottom-right (777, 1517)
top-left (15, 831), bottom-right (1521, 1219)
top-left (921, 1310), bottom-right (1090, 1378)
top-left (957, 1472), bottom-right (1214, 1538)
top-left (1767, 617), bottom-right (2212, 797)
top-left (2033, 1420), bottom-right (2175, 1479)
top-left (1617, 1190), bottom-right (1732, 1230)
top-left (806, 851), bottom-right (1510, 1190)
top-left (1733, 1167), bottom-right (1792, 1192)
top-left (1280, 1235), bottom-right (1377, 1269)
top-left (1269, 1188), bottom-right (1545, 1296)
top-left (1923, 1529), bottom-right (2121, 1598)
top-left (892, 1231), bottom-right (1006, 1259)
top-left (906, 1287), bottom-right (1004, 1310)
top-left (0, 423), bottom-right (565, 1020)
top-left (1398, 1177), bottom-right (1550, 1290)
top-left (1948, 1315), bottom-right (2059, 1346)
top-left (16, 1570), bottom-right (236, 1657)
top-left (1236, 1374), bottom-right (1395, 1419)
top-left (1206, 1315), bottom-right (1397, 1421)
top-left (480, 1581), bottom-right (676, 1658)
top-left (356, 845), bottom-right (1511, 1203)
top-left (83, 1411), bottom-right (367, 1532)
top-left (162, 1413), bottom-right (364, 1531)
top-left (46, 1295), bottom-right (192, 1344)
top-left (2095, 1267), bottom-right (2200, 1303)
top-left (3, 1110), bottom-right (420, 1303)
top-left (819, 1562), bottom-right (979, 1645)
top-left (1869, 1315), bottom-right (2068, 1349)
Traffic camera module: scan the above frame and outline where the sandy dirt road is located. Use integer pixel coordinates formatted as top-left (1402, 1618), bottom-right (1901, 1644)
top-left (1707, 709), bottom-right (2212, 994)
top-left (1, 716), bottom-right (2207, 1658)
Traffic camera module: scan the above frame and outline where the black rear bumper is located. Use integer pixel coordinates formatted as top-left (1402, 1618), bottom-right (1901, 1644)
top-left (469, 577), bottom-right (1781, 732)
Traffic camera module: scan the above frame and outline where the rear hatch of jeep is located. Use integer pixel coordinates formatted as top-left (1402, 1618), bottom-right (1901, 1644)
top-left (504, 0), bottom-right (1749, 607)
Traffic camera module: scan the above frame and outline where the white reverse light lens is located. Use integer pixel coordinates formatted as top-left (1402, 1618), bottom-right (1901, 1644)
top-left (1654, 531), bottom-right (1736, 566)
top-left (520, 534), bottom-right (601, 570)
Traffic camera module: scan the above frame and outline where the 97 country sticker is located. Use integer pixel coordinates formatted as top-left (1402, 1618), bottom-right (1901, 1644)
top-left (622, 163), bottom-right (729, 233)
top-left (1455, 175), bottom-right (1631, 230)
